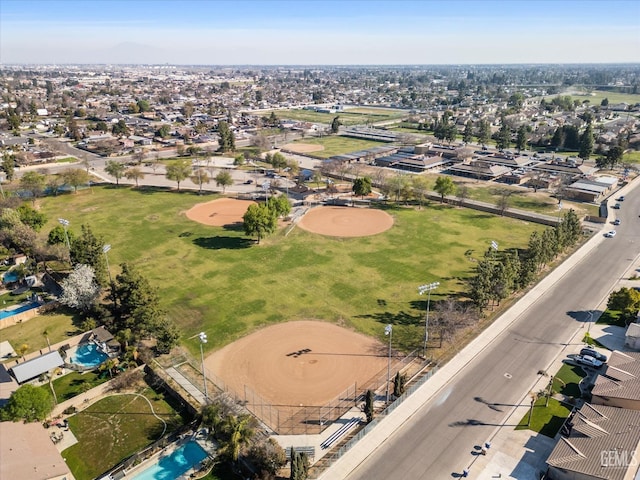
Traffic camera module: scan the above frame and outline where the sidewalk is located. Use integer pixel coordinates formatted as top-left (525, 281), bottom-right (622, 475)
top-left (318, 176), bottom-right (640, 480)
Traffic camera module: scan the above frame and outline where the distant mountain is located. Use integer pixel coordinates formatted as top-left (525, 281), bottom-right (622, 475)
top-left (97, 42), bottom-right (168, 64)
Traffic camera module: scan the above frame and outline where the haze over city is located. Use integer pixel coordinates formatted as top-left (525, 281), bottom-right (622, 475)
top-left (1, 0), bottom-right (639, 65)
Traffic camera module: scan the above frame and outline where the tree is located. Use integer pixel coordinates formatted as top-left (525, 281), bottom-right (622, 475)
top-left (156, 124), bottom-right (171, 139)
top-left (364, 389), bottom-right (375, 423)
top-left (411, 176), bottom-right (430, 209)
top-left (0, 384), bottom-right (54, 422)
top-left (219, 414), bottom-right (255, 463)
top-left (190, 168), bottom-right (210, 194)
top-left (105, 160), bottom-right (126, 187)
top-left (331, 116), bottom-right (342, 134)
top-left (270, 152), bottom-right (288, 170)
top-left (214, 170), bottom-right (233, 193)
top-left (393, 371), bottom-right (406, 397)
top-left (496, 189), bottom-right (512, 215)
top-left (243, 203), bottom-right (277, 244)
top-left (125, 167), bottom-right (145, 187)
top-left (476, 120), bottom-right (491, 147)
top-left (112, 119), bottom-right (129, 137)
top-left (48, 224), bottom-right (74, 246)
top-left (290, 448), bottom-right (309, 480)
top-left (70, 224), bottom-right (107, 285)
top-left (165, 159), bottom-right (192, 191)
top-left (515, 125), bottom-right (528, 153)
top-left (59, 264), bottom-right (101, 312)
top-left (249, 437), bottom-right (287, 477)
top-left (61, 168), bottom-right (90, 193)
top-left (182, 101), bottom-right (195, 118)
top-left (267, 195), bottom-right (291, 218)
top-left (495, 120), bottom-right (511, 151)
top-left (17, 204), bottom-right (47, 231)
top-left (19, 171), bottom-right (46, 204)
top-left (578, 123), bottom-right (594, 162)
top-left (434, 176), bottom-right (456, 203)
top-left (352, 176), bottom-right (372, 199)
top-left (608, 287), bottom-right (640, 322)
top-left (136, 99), bottom-right (151, 113)
top-left (217, 121), bottom-right (236, 152)
top-left (112, 263), bottom-right (166, 338)
top-left (154, 318), bottom-right (180, 354)
top-left (1, 154), bottom-right (15, 181)
top-left (462, 120), bottom-right (474, 144)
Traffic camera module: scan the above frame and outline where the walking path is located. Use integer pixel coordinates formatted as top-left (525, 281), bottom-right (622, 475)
top-left (317, 176), bottom-right (640, 480)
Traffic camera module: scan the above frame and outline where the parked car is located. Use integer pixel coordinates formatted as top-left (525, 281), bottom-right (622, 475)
top-left (617, 196), bottom-right (625, 201)
top-left (605, 230), bottom-right (617, 238)
top-left (580, 348), bottom-right (608, 363)
top-left (613, 203), bottom-right (621, 209)
top-left (614, 219), bottom-right (621, 226)
top-left (575, 355), bottom-right (603, 368)
top-left (244, 179), bottom-right (254, 184)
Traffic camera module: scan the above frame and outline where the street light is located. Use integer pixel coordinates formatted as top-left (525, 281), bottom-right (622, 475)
top-left (58, 218), bottom-right (70, 249)
top-left (102, 244), bottom-right (113, 285)
top-left (262, 180), bottom-right (271, 202)
top-left (490, 240), bottom-right (499, 251)
top-left (198, 332), bottom-right (208, 402)
top-left (385, 324), bottom-right (393, 403)
top-left (418, 282), bottom-right (440, 359)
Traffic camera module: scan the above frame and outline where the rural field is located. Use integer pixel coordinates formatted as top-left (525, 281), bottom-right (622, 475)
top-left (289, 135), bottom-right (389, 158)
top-left (31, 186), bottom-right (543, 358)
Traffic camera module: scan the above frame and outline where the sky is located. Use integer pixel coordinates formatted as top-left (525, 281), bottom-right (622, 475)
top-left (1, 0), bottom-right (639, 65)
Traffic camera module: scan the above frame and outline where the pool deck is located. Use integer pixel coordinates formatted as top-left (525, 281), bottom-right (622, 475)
top-left (120, 432), bottom-right (216, 479)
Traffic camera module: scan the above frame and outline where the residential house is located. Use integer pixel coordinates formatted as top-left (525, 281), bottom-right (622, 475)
top-left (546, 403), bottom-right (640, 480)
top-left (0, 421), bottom-right (73, 480)
top-left (591, 351), bottom-right (640, 410)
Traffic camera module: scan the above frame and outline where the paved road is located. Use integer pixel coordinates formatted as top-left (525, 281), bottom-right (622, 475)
top-left (344, 185), bottom-right (639, 479)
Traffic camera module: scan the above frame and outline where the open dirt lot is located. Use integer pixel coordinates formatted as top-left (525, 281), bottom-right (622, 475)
top-left (205, 320), bottom-right (388, 407)
top-left (297, 206), bottom-right (394, 237)
top-left (185, 198), bottom-right (255, 226)
top-left (282, 142), bottom-right (325, 153)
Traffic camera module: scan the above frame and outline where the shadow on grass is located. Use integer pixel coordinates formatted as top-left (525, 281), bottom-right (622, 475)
top-left (193, 236), bottom-right (253, 250)
top-left (355, 310), bottom-right (422, 327)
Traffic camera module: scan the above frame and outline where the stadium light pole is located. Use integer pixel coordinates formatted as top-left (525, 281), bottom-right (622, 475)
top-left (58, 218), bottom-right (71, 250)
top-left (385, 324), bottom-right (393, 403)
top-left (418, 282), bottom-right (440, 359)
top-left (102, 244), bottom-right (113, 285)
top-left (199, 332), bottom-right (208, 402)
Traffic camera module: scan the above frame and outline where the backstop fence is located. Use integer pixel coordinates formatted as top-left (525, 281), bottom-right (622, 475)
top-left (168, 348), bottom-right (424, 435)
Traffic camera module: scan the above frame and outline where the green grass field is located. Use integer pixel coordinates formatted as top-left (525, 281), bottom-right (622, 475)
top-left (552, 364), bottom-right (586, 398)
top-left (515, 397), bottom-right (573, 438)
top-left (1, 309), bottom-right (79, 359)
top-left (30, 186), bottom-right (542, 358)
top-left (290, 136), bottom-right (389, 158)
top-left (268, 108), bottom-right (406, 126)
top-left (560, 89), bottom-right (640, 107)
top-left (62, 388), bottom-right (184, 480)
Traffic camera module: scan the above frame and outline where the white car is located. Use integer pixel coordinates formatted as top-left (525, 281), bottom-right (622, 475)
top-left (605, 230), bottom-right (617, 238)
top-left (575, 354), bottom-right (603, 368)
top-left (613, 219), bottom-right (621, 226)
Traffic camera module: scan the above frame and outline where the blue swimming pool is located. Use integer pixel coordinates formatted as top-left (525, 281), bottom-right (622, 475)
top-left (2, 271), bottom-right (19, 283)
top-left (131, 441), bottom-right (208, 480)
top-left (70, 343), bottom-right (109, 368)
top-left (0, 302), bottom-right (39, 320)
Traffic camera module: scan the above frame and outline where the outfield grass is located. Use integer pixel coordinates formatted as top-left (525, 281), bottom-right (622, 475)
top-left (624, 151), bottom-right (640, 164)
top-left (290, 136), bottom-right (390, 158)
top-left (33, 186), bottom-right (543, 357)
top-left (63, 387), bottom-right (185, 480)
top-left (552, 364), bottom-right (586, 398)
top-left (515, 397), bottom-right (573, 438)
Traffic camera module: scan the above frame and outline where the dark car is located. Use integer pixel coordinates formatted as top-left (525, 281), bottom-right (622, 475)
top-left (580, 347), bottom-right (608, 363)
top-left (617, 196), bottom-right (625, 201)
top-left (244, 179), bottom-right (254, 184)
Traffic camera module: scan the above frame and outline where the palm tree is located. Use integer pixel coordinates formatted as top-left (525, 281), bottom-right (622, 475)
top-left (16, 344), bottom-right (29, 361)
top-left (42, 328), bottom-right (51, 352)
top-left (48, 367), bottom-right (62, 404)
top-left (220, 414), bottom-right (255, 463)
